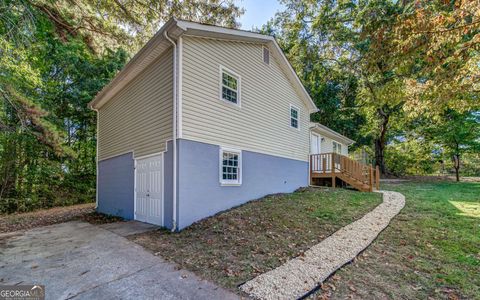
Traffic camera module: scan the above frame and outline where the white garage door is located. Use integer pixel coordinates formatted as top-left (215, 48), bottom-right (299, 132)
top-left (135, 154), bottom-right (163, 226)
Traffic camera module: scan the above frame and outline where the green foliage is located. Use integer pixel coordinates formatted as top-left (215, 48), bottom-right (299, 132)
top-left (0, 0), bottom-right (242, 213)
top-left (268, 0), bottom-right (480, 176)
top-left (261, 3), bottom-right (369, 146)
top-left (315, 181), bottom-right (480, 299)
top-left (420, 110), bottom-right (480, 180)
top-left (384, 137), bottom-right (436, 176)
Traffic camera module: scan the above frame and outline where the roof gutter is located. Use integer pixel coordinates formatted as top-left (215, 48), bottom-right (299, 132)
top-left (311, 124), bottom-right (355, 145)
top-left (164, 30), bottom-right (178, 232)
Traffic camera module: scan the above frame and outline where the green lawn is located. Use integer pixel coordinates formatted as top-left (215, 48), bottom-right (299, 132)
top-left (130, 181), bottom-right (479, 299)
top-left (314, 181), bottom-right (480, 299)
top-left (129, 187), bottom-right (382, 290)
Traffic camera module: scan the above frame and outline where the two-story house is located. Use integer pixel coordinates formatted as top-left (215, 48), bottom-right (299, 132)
top-left (89, 19), bottom-right (326, 230)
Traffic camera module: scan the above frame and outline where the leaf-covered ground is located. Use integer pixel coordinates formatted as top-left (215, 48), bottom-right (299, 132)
top-left (312, 181), bottom-right (480, 300)
top-left (129, 187), bottom-right (382, 290)
top-left (0, 203), bottom-right (122, 233)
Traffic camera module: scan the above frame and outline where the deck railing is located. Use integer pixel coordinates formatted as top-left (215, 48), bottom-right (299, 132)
top-left (310, 152), bottom-right (380, 192)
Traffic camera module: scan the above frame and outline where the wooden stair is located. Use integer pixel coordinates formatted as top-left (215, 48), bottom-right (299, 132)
top-left (310, 153), bottom-right (380, 192)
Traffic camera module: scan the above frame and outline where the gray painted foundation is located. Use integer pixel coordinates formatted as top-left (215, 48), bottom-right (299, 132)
top-left (97, 152), bottom-right (135, 219)
top-left (177, 139), bottom-right (309, 229)
top-left (96, 145), bottom-right (176, 229)
top-left (162, 140), bottom-right (175, 230)
top-left (96, 139), bottom-right (308, 230)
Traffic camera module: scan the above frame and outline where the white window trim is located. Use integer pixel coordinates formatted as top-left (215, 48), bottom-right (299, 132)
top-left (219, 147), bottom-right (242, 186)
top-left (333, 141), bottom-right (342, 154)
top-left (219, 65), bottom-right (241, 107)
top-left (290, 104), bottom-right (300, 130)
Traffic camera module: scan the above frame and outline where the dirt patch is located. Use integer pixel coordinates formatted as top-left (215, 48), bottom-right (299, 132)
top-left (129, 188), bottom-right (382, 292)
top-left (0, 203), bottom-right (123, 233)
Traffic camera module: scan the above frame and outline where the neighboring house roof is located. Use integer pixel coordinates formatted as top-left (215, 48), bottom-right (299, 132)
top-left (88, 18), bottom-right (319, 112)
top-left (310, 122), bottom-right (355, 146)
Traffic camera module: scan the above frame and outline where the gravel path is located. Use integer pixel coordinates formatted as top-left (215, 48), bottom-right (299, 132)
top-left (240, 190), bottom-right (405, 300)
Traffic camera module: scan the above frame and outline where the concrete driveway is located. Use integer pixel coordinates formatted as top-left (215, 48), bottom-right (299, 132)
top-left (0, 221), bottom-right (239, 300)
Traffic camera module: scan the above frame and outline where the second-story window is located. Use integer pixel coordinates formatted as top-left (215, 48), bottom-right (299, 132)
top-left (220, 67), bottom-right (240, 105)
top-left (290, 105), bottom-right (299, 129)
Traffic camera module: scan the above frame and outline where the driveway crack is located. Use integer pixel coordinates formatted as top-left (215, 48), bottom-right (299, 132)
top-left (66, 262), bottom-right (162, 299)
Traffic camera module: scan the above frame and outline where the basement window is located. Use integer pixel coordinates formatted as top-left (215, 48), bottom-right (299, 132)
top-left (219, 148), bottom-right (242, 185)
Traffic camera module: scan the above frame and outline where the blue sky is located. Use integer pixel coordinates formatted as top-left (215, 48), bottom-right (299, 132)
top-left (236, 0), bottom-right (284, 30)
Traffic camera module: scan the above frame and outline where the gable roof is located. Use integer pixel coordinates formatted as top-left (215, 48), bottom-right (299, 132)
top-left (89, 18), bottom-right (318, 112)
top-left (310, 122), bottom-right (355, 146)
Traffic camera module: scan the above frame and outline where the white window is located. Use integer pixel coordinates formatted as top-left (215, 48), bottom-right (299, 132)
top-left (219, 148), bottom-right (242, 185)
top-left (290, 105), bottom-right (299, 129)
top-left (263, 47), bottom-right (270, 64)
top-left (333, 141), bottom-right (342, 154)
top-left (220, 67), bottom-right (240, 105)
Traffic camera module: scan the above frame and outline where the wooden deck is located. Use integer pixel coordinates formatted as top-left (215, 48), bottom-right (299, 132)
top-left (310, 153), bottom-right (380, 192)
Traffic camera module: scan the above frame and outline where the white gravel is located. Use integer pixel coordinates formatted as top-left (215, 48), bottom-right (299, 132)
top-left (240, 190), bottom-right (405, 300)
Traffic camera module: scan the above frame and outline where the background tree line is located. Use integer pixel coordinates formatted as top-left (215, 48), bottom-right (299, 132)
top-left (264, 0), bottom-right (479, 179)
top-left (0, 0), bottom-right (243, 213)
top-left (0, 0), bottom-right (478, 213)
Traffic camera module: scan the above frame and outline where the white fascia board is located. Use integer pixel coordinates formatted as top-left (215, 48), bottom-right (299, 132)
top-left (177, 20), bottom-right (318, 113)
top-left (89, 18), bottom-right (319, 114)
top-left (310, 123), bottom-right (355, 145)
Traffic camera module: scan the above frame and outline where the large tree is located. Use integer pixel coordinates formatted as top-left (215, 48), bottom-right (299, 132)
top-left (262, 1), bottom-right (369, 146)
top-left (10, 0), bottom-right (243, 53)
top-left (423, 110), bottom-right (480, 181)
top-left (0, 0), bottom-right (243, 212)
top-left (267, 0), bottom-right (480, 174)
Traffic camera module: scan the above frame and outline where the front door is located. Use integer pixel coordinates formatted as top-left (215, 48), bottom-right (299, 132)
top-left (310, 133), bottom-right (324, 171)
top-left (135, 154), bottom-right (163, 226)
top-left (310, 133), bottom-right (321, 154)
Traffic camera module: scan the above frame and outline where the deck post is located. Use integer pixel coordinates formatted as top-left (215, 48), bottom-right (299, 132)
top-left (309, 155), bottom-right (313, 185)
top-left (369, 166), bottom-right (373, 192)
top-left (331, 153), bottom-right (336, 188)
top-left (331, 153), bottom-right (335, 174)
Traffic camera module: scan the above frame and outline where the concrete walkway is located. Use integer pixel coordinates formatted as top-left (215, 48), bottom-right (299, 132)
top-left (98, 220), bottom-right (160, 237)
top-left (240, 190), bottom-right (405, 300)
top-left (0, 221), bottom-right (238, 300)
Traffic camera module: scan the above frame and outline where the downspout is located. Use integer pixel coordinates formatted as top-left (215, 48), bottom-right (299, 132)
top-left (164, 30), bottom-right (178, 232)
top-left (93, 107), bottom-right (99, 209)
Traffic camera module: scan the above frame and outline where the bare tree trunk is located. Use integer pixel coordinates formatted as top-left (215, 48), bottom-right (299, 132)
top-left (453, 154), bottom-right (460, 182)
top-left (375, 109), bottom-right (390, 175)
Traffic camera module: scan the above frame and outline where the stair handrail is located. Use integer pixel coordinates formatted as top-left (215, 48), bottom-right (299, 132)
top-left (310, 152), bottom-right (378, 191)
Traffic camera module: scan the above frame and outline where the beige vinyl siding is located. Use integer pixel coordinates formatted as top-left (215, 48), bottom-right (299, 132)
top-left (98, 48), bottom-right (173, 161)
top-left (181, 36), bottom-right (310, 162)
top-left (320, 135), bottom-right (349, 156)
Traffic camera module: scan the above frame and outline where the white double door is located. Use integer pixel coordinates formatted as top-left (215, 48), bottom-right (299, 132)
top-left (135, 154), bottom-right (163, 226)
